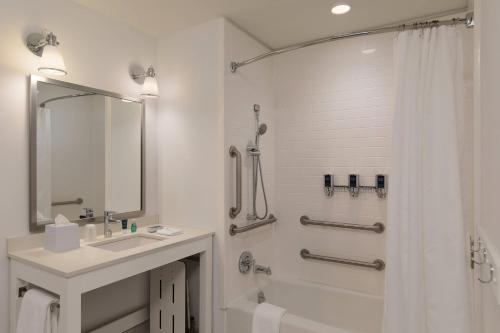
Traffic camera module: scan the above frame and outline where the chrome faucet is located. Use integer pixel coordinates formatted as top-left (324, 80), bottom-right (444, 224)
top-left (104, 211), bottom-right (120, 238)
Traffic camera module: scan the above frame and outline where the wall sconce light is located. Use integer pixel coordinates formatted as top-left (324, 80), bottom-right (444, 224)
top-left (26, 31), bottom-right (67, 76)
top-left (131, 66), bottom-right (159, 98)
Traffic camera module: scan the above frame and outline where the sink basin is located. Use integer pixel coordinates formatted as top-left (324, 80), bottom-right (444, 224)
top-left (89, 234), bottom-right (164, 252)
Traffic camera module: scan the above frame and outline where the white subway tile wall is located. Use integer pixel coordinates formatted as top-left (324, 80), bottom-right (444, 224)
top-left (272, 34), bottom-right (395, 296)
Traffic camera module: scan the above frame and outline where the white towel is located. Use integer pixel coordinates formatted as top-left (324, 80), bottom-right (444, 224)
top-left (252, 302), bottom-right (286, 333)
top-left (16, 288), bottom-right (59, 333)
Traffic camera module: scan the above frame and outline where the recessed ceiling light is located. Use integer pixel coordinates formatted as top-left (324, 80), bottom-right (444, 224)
top-left (331, 3), bottom-right (351, 15)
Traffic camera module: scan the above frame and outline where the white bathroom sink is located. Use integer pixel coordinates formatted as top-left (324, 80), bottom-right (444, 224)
top-left (89, 234), bottom-right (164, 252)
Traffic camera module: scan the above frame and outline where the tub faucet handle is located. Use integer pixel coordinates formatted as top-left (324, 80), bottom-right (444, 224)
top-left (239, 251), bottom-right (254, 274)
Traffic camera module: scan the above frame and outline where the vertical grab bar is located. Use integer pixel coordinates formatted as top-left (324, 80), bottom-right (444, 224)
top-left (229, 146), bottom-right (242, 218)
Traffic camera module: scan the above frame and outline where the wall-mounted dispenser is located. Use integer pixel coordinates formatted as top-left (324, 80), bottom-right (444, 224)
top-left (349, 174), bottom-right (360, 198)
top-left (375, 175), bottom-right (387, 198)
top-left (321, 174), bottom-right (387, 198)
top-left (324, 174), bottom-right (334, 197)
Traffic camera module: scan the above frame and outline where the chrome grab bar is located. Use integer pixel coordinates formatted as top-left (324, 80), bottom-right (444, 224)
top-left (300, 215), bottom-right (385, 233)
top-left (229, 214), bottom-right (277, 236)
top-left (51, 198), bottom-right (83, 206)
top-left (300, 249), bottom-right (386, 271)
top-left (229, 146), bottom-right (242, 219)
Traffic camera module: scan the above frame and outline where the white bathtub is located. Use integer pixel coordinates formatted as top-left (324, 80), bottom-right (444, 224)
top-left (226, 280), bottom-right (383, 333)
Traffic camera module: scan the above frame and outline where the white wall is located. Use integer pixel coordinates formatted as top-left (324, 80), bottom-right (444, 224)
top-left (156, 18), bottom-right (226, 333)
top-left (474, 0), bottom-right (500, 331)
top-left (156, 21), bottom-right (224, 229)
top-left (478, 0), bottom-right (500, 251)
top-left (224, 20), bottom-right (276, 305)
top-left (0, 0), bottom-right (157, 331)
top-left (272, 34), bottom-right (394, 295)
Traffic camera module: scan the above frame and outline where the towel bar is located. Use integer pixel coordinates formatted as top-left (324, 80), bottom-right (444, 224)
top-left (18, 286), bottom-right (60, 310)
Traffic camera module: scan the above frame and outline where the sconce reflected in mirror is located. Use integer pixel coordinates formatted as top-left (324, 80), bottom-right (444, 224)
top-left (26, 31), bottom-right (67, 76)
top-left (131, 66), bottom-right (159, 98)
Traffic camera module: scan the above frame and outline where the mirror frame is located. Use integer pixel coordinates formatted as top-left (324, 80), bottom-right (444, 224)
top-left (29, 75), bottom-right (146, 232)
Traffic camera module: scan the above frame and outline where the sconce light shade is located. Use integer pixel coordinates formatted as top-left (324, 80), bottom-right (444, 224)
top-left (132, 66), bottom-right (159, 98)
top-left (27, 32), bottom-right (67, 76)
top-left (38, 44), bottom-right (67, 76)
top-left (141, 76), bottom-right (159, 98)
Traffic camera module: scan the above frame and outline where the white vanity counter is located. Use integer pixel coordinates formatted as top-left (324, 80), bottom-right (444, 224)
top-left (8, 226), bottom-right (213, 278)
top-left (8, 222), bottom-right (213, 333)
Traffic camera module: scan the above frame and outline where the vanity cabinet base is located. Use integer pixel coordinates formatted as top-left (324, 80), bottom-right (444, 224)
top-left (9, 236), bottom-right (213, 333)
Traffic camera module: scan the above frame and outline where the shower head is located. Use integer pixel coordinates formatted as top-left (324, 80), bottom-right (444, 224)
top-left (258, 123), bottom-right (267, 136)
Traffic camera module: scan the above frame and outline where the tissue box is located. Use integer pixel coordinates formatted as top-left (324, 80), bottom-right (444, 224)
top-left (44, 223), bottom-right (80, 252)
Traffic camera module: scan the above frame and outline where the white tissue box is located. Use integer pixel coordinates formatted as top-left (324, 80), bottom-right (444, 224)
top-left (44, 223), bottom-right (80, 252)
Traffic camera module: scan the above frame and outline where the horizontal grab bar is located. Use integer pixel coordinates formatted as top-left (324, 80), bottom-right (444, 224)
top-left (300, 215), bottom-right (385, 233)
top-left (300, 249), bottom-right (385, 271)
top-left (229, 214), bottom-right (277, 236)
top-left (51, 198), bottom-right (83, 206)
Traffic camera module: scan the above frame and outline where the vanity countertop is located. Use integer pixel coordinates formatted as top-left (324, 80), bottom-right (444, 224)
top-left (8, 225), bottom-right (214, 278)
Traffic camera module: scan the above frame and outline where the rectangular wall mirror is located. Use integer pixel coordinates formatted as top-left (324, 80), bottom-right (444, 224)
top-left (29, 76), bottom-right (145, 232)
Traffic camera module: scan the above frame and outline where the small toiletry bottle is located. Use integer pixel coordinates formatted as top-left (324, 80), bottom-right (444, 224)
top-left (122, 219), bottom-right (128, 230)
top-left (131, 222), bottom-right (137, 233)
top-left (84, 224), bottom-right (97, 242)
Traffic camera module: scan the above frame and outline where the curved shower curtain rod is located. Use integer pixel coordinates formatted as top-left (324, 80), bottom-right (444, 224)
top-left (39, 93), bottom-right (96, 107)
top-left (230, 12), bottom-right (474, 73)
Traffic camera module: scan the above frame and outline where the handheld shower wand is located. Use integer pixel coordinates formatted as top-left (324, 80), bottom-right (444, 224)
top-left (253, 104), bottom-right (268, 147)
top-left (248, 104), bottom-right (269, 221)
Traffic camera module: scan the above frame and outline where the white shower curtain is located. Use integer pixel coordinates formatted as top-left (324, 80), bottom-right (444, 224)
top-left (384, 26), bottom-right (471, 333)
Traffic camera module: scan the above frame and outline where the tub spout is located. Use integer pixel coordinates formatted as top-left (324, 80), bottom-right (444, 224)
top-left (254, 264), bottom-right (272, 275)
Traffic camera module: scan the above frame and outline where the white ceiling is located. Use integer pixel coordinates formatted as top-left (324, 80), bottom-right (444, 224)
top-left (72, 0), bottom-right (468, 49)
